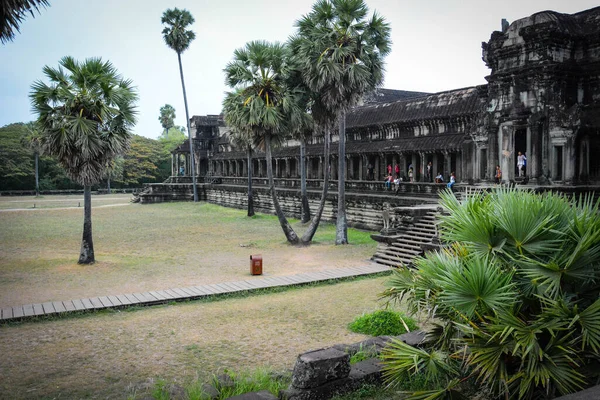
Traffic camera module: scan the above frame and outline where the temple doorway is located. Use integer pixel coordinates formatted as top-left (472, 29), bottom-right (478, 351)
top-left (515, 129), bottom-right (527, 176)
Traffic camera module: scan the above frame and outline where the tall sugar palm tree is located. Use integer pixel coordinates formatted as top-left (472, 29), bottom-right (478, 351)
top-left (158, 104), bottom-right (176, 137)
top-left (30, 56), bottom-right (138, 264)
top-left (22, 121), bottom-right (42, 196)
top-left (223, 41), bottom-right (300, 244)
top-left (161, 8), bottom-right (198, 202)
top-left (228, 123), bottom-right (255, 217)
top-left (294, 0), bottom-right (391, 244)
top-left (1, 0), bottom-right (48, 44)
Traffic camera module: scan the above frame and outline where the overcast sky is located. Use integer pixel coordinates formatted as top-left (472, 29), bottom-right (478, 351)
top-left (1, 0), bottom-right (598, 139)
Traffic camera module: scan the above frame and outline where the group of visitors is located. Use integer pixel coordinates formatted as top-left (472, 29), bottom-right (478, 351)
top-left (493, 151), bottom-right (527, 184)
top-left (381, 162), bottom-right (455, 191)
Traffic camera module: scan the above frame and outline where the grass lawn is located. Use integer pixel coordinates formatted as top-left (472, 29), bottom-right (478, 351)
top-left (0, 195), bottom-right (400, 399)
top-left (0, 195), bottom-right (377, 307)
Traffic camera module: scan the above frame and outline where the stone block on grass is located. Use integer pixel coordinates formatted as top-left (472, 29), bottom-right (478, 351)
top-left (227, 390), bottom-right (278, 400)
top-left (291, 348), bottom-right (351, 389)
top-left (349, 358), bottom-right (383, 385)
top-left (281, 377), bottom-right (358, 400)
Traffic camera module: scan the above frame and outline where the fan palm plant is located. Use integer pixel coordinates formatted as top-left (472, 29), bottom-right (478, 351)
top-left (293, 0), bottom-right (391, 245)
top-left (223, 41), bottom-right (301, 244)
top-left (161, 8), bottom-right (198, 202)
top-left (1, 0), bottom-right (48, 43)
top-left (30, 56), bottom-right (137, 264)
top-left (382, 188), bottom-right (600, 399)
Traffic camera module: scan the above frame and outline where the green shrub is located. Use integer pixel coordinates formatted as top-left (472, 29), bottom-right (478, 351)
top-left (348, 310), bottom-right (418, 336)
top-left (382, 188), bottom-right (600, 400)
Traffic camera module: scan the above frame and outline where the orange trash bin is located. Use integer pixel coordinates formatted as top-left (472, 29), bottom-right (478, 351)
top-left (250, 254), bottom-right (262, 275)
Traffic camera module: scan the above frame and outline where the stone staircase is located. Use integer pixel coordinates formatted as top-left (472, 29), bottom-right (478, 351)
top-left (371, 211), bottom-right (440, 268)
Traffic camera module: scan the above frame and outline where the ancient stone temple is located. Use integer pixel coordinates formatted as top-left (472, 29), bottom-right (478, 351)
top-left (169, 6), bottom-right (600, 188)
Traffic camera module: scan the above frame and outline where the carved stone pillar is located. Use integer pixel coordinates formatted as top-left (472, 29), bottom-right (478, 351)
top-left (498, 123), bottom-right (514, 182)
top-left (420, 152), bottom-right (427, 182)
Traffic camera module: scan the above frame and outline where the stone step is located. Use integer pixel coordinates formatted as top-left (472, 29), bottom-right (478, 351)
top-left (378, 248), bottom-right (421, 260)
top-left (395, 235), bottom-right (431, 244)
top-left (387, 245), bottom-right (422, 255)
top-left (380, 245), bottom-right (418, 255)
top-left (373, 252), bottom-right (415, 265)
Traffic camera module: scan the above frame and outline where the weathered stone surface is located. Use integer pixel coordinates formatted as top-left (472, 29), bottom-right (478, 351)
top-left (396, 330), bottom-right (426, 347)
top-left (291, 348), bottom-right (351, 389)
top-left (216, 373), bottom-right (235, 389)
top-left (349, 358), bottom-right (384, 385)
top-left (281, 377), bottom-right (357, 400)
top-left (201, 383), bottom-right (220, 399)
top-left (554, 385), bottom-right (600, 400)
top-left (227, 390), bottom-right (278, 400)
top-left (333, 336), bottom-right (393, 356)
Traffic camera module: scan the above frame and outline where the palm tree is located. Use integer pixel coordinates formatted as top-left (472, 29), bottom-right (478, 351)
top-left (223, 41), bottom-right (300, 245)
top-left (158, 104), bottom-right (176, 137)
top-left (382, 188), bottom-right (600, 399)
top-left (22, 121), bottom-right (42, 196)
top-left (1, 0), bottom-right (48, 44)
top-left (293, 0), bottom-right (391, 244)
top-left (161, 8), bottom-right (198, 202)
top-left (30, 56), bottom-right (137, 264)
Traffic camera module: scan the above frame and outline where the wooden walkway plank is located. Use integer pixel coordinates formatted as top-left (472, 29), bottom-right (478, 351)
top-left (52, 301), bottom-right (67, 313)
top-left (1, 308), bottom-right (12, 320)
top-left (178, 287), bottom-right (199, 297)
top-left (227, 281), bottom-right (250, 291)
top-left (209, 284), bottom-right (229, 294)
top-left (107, 295), bottom-right (123, 306)
top-left (81, 298), bottom-right (95, 310)
top-left (131, 293), bottom-right (149, 304)
top-left (32, 303), bottom-right (44, 316)
top-left (141, 292), bottom-right (160, 303)
top-left (169, 288), bottom-right (189, 298)
top-left (193, 285), bottom-right (216, 295)
top-left (70, 299), bottom-right (85, 311)
top-left (98, 296), bottom-right (113, 308)
top-left (23, 304), bottom-right (35, 317)
top-left (129, 293), bottom-right (146, 304)
top-left (89, 297), bottom-right (104, 309)
top-left (117, 294), bottom-right (134, 306)
top-left (13, 306), bottom-right (24, 318)
top-left (163, 289), bottom-right (182, 299)
top-left (220, 282), bottom-right (242, 292)
top-left (184, 286), bottom-right (206, 296)
top-left (42, 302), bottom-right (56, 314)
top-left (155, 290), bottom-right (176, 300)
top-left (63, 300), bottom-right (77, 312)
top-left (148, 291), bottom-right (168, 301)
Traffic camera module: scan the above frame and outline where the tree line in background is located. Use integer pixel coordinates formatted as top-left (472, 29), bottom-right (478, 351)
top-left (0, 121), bottom-right (185, 192)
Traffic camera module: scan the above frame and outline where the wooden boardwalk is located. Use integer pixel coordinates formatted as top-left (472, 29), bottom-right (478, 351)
top-left (0, 264), bottom-right (391, 323)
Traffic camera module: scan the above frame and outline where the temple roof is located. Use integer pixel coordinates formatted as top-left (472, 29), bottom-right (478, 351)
top-left (363, 88), bottom-right (431, 105)
top-left (347, 86), bottom-right (485, 129)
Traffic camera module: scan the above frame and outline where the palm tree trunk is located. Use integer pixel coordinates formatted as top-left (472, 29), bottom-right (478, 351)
top-left (107, 174), bottom-right (111, 194)
top-left (247, 144), bottom-right (255, 217)
top-left (301, 129), bottom-right (330, 244)
top-left (300, 138), bottom-right (310, 223)
top-left (265, 133), bottom-right (299, 244)
top-left (178, 52), bottom-right (198, 202)
top-left (78, 185), bottom-right (95, 264)
top-left (34, 152), bottom-right (39, 197)
top-left (335, 112), bottom-right (348, 245)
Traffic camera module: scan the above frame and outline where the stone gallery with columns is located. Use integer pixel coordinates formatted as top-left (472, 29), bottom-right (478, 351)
top-left (169, 6), bottom-right (600, 190)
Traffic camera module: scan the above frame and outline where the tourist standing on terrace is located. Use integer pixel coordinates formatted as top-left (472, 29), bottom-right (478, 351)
top-left (495, 165), bottom-right (502, 184)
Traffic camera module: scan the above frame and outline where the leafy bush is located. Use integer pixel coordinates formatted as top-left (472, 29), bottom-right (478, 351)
top-left (382, 188), bottom-right (600, 400)
top-left (348, 310), bottom-right (418, 336)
